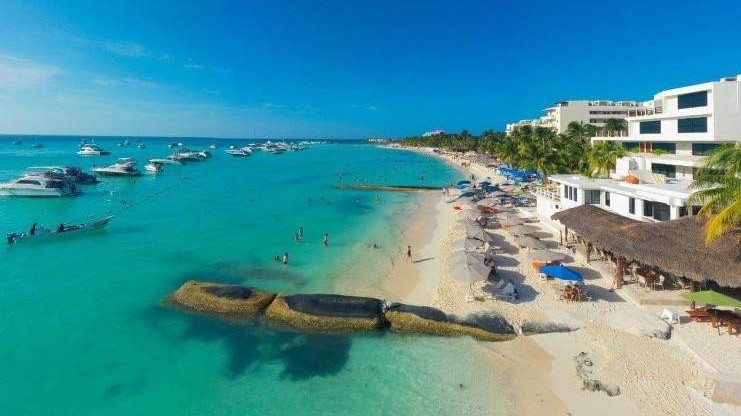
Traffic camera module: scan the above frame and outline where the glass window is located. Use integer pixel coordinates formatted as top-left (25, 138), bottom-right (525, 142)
top-left (653, 202), bottom-right (671, 221)
top-left (691, 205), bottom-right (701, 216)
top-left (643, 201), bottom-right (654, 217)
top-left (623, 141), bottom-right (640, 152)
top-left (629, 198), bottom-right (635, 214)
top-left (17, 180), bottom-right (41, 185)
top-left (584, 190), bottom-right (601, 204)
top-left (639, 120), bottom-right (661, 134)
top-left (679, 206), bottom-right (688, 217)
top-left (651, 142), bottom-right (676, 154)
top-left (692, 143), bottom-right (720, 155)
top-left (652, 163), bottom-right (676, 178)
top-left (678, 91), bottom-right (708, 109)
top-left (678, 117), bottom-right (707, 133)
top-left (605, 191), bottom-right (610, 206)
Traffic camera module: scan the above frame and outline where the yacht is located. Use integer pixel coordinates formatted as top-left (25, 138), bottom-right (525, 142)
top-left (149, 157), bottom-right (183, 165)
top-left (92, 158), bottom-right (141, 177)
top-left (0, 174), bottom-right (80, 197)
top-left (26, 166), bottom-right (99, 184)
top-left (225, 147), bottom-right (253, 157)
top-left (144, 161), bottom-right (165, 173)
top-left (78, 144), bottom-right (111, 156)
top-left (138, 143), bottom-right (146, 149)
top-left (209, 143), bottom-right (217, 149)
top-left (171, 149), bottom-right (206, 162)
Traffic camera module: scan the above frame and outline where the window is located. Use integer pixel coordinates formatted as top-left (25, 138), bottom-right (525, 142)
top-left (691, 205), bottom-right (701, 216)
top-left (584, 190), bottom-right (601, 204)
top-left (17, 180), bottom-right (41, 185)
top-left (678, 91), bottom-right (708, 109)
top-left (639, 120), bottom-right (661, 134)
top-left (652, 163), bottom-right (676, 178)
top-left (604, 191), bottom-right (611, 207)
top-left (678, 117), bottom-right (707, 133)
top-left (679, 206), bottom-right (688, 217)
top-left (563, 185), bottom-right (577, 202)
top-left (629, 198), bottom-right (635, 214)
top-left (651, 142), bottom-right (676, 154)
top-left (643, 201), bottom-right (670, 221)
top-left (623, 142), bottom-right (640, 152)
top-left (692, 143), bottom-right (720, 155)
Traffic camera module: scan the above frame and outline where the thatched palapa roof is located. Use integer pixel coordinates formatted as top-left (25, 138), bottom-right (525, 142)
top-left (552, 205), bottom-right (741, 288)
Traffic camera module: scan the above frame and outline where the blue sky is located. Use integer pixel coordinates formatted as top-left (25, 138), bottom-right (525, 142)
top-left (1, 0), bottom-right (740, 139)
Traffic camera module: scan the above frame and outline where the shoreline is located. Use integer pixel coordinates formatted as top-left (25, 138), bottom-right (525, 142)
top-left (373, 146), bottom-right (737, 416)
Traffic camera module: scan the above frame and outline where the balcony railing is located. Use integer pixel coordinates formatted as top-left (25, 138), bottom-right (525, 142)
top-left (628, 107), bottom-right (663, 117)
top-left (534, 187), bottom-right (561, 202)
top-left (592, 131), bottom-right (629, 138)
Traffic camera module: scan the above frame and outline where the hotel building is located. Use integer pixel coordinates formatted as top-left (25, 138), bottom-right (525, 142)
top-left (537, 75), bottom-right (741, 226)
top-left (506, 100), bottom-right (642, 135)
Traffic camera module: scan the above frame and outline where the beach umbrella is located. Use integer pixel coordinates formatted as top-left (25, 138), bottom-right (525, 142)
top-left (527, 250), bottom-right (567, 263)
top-left (476, 197), bottom-right (499, 206)
top-left (465, 224), bottom-right (485, 240)
top-left (681, 290), bottom-right (741, 308)
top-left (451, 259), bottom-right (492, 283)
top-left (452, 238), bottom-right (483, 252)
top-left (501, 218), bottom-right (525, 227)
top-left (506, 224), bottom-right (538, 236)
top-left (450, 249), bottom-right (488, 265)
top-left (515, 236), bottom-right (545, 250)
top-left (456, 180), bottom-right (471, 186)
top-left (479, 181), bottom-right (492, 187)
top-left (540, 264), bottom-right (583, 283)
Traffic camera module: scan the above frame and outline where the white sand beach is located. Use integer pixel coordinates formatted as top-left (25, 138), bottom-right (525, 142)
top-left (373, 147), bottom-right (739, 416)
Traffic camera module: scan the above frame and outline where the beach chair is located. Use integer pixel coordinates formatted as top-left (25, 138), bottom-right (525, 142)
top-left (661, 308), bottom-right (680, 324)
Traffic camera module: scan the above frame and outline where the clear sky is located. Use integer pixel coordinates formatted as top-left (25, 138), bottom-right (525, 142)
top-left (1, 0), bottom-right (740, 139)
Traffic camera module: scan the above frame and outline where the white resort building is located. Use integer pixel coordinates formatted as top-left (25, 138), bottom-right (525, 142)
top-left (506, 100), bottom-right (642, 135)
top-left (537, 75), bottom-right (741, 227)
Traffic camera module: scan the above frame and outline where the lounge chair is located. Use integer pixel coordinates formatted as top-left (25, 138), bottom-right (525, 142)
top-left (482, 280), bottom-right (517, 302)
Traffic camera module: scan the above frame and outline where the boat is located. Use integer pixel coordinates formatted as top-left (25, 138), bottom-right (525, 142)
top-left (77, 144), bottom-right (111, 156)
top-left (149, 157), bottom-right (182, 165)
top-left (171, 149), bottom-right (206, 162)
top-left (7, 215), bottom-right (114, 245)
top-left (209, 143), bottom-right (217, 149)
top-left (92, 158), bottom-right (141, 176)
top-left (168, 141), bottom-right (184, 148)
top-left (26, 166), bottom-right (99, 184)
top-left (144, 161), bottom-right (164, 173)
top-left (0, 173), bottom-right (80, 197)
top-left (138, 143), bottom-right (146, 149)
top-left (32, 143), bottom-right (43, 148)
top-left (225, 147), bottom-right (252, 156)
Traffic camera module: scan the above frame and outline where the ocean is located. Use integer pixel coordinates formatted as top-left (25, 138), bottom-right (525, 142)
top-left (0, 136), bottom-right (504, 415)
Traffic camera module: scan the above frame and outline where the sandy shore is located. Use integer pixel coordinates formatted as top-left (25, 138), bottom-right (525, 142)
top-left (374, 146), bottom-right (738, 416)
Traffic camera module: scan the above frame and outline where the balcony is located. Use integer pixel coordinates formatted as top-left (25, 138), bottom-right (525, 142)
top-left (592, 131), bottom-right (629, 138)
top-left (534, 187), bottom-right (561, 202)
top-left (628, 107), bottom-right (663, 117)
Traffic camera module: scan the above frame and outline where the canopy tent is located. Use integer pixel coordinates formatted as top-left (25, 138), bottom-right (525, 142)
top-left (540, 264), bottom-right (584, 283)
top-left (681, 290), bottom-right (741, 308)
top-left (527, 250), bottom-right (567, 263)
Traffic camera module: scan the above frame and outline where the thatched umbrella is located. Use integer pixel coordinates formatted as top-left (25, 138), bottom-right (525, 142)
top-left (501, 218), bottom-right (525, 227)
top-left (515, 236), bottom-right (545, 250)
top-left (476, 197), bottom-right (499, 206)
top-left (450, 258), bottom-right (492, 283)
top-left (527, 250), bottom-right (567, 263)
top-left (450, 250), bottom-right (488, 265)
top-left (506, 224), bottom-right (538, 236)
top-left (452, 238), bottom-right (484, 252)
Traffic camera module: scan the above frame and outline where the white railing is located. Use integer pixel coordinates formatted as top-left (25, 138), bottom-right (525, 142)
top-left (534, 187), bottom-right (561, 202)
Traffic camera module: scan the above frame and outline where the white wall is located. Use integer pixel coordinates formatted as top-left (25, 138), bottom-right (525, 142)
top-left (712, 80), bottom-right (741, 140)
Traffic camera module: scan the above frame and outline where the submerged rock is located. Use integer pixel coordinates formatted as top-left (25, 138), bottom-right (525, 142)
top-left (264, 294), bottom-right (386, 332)
top-left (169, 280), bottom-right (276, 318)
top-left (385, 304), bottom-right (516, 342)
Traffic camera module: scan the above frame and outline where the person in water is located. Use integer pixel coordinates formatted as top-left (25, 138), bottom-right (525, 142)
top-left (323, 232), bottom-right (329, 246)
top-left (299, 226), bottom-right (304, 238)
top-left (294, 232), bottom-right (300, 243)
top-left (57, 223), bottom-right (65, 232)
top-left (29, 222), bottom-right (37, 236)
top-left (283, 252), bottom-right (289, 265)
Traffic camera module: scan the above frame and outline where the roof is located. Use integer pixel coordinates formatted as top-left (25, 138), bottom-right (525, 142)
top-left (552, 205), bottom-right (741, 288)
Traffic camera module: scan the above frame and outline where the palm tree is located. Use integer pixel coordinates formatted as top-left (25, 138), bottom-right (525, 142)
top-left (602, 118), bottom-right (627, 137)
top-left (587, 141), bottom-right (627, 177)
top-left (687, 143), bottom-right (741, 244)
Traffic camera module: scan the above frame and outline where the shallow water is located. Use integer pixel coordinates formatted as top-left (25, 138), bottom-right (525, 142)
top-left (0, 137), bottom-right (504, 415)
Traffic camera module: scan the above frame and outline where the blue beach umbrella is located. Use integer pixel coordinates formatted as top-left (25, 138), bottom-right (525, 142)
top-left (457, 180), bottom-right (471, 186)
top-left (479, 181), bottom-right (492, 186)
top-left (539, 264), bottom-right (584, 283)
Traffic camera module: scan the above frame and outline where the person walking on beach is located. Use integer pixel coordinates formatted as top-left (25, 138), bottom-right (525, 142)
top-left (405, 245), bottom-right (412, 263)
top-left (323, 232), bottom-right (329, 246)
top-left (283, 252), bottom-right (289, 265)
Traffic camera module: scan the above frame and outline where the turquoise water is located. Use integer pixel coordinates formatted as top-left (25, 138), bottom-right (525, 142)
top-left (0, 137), bottom-right (504, 416)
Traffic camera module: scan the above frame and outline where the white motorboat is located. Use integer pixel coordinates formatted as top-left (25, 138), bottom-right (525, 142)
top-left (92, 158), bottom-right (141, 176)
top-left (225, 147), bottom-right (252, 156)
top-left (144, 161), bottom-right (164, 173)
top-left (209, 143), bottom-right (217, 149)
top-left (26, 166), bottom-right (99, 184)
top-left (149, 157), bottom-right (182, 165)
top-left (7, 215), bottom-right (113, 244)
top-left (78, 144), bottom-right (111, 156)
top-left (171, 149), bottom-right (206, 162)
top-left (0, 173), bottom-right (80, 197)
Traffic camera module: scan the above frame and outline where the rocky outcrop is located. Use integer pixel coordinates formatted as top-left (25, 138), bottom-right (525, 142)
top-left (169, 280), bottom-right (276, 318)
top-left (385, 304), bottom-right (516, 342)
top-left (264, 294), bottom-right (386, 332)
top-left (575, 352), bottom-right (621, 396)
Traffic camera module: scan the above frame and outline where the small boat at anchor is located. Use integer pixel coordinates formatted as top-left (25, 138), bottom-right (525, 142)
top-left (144, 161), bottom-right (165, 173)
top-left (6, 216), bottom-right (114, 244)
top-left (92, 158), bottom-right (141, 176)
top-left (225, 146), bottom-right (252, 156)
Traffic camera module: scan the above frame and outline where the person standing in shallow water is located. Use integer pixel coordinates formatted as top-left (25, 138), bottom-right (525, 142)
top-left (323, 232), bottom-right (329, 246)
top-left (406, 245), bottom-right (412, 262)
top-left (283, 252), bottom-right (289, 265)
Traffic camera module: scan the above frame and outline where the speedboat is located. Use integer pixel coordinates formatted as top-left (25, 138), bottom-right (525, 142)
top-left (225, 147), bottom-right (252, 156)
top-left (198, 150), bottom-right (212, 158)
top-left (171, 149), bottom-right (206, 162)
top-left (7, 215), bottom-right (113, 244)
top-left (92, 158), bottom-right (141, 176)
top-left (144, 161), bottom-right (164, 173)
top-left (26, 166), bottom-right (99, 184)
top-left (0, 173), bottom-right (80, 197)
top-left (78, 144), bottom-right (111, 156)
top-left (209, 143), bottom-right (217, 149)
top-left (168, 141), bottom-right (184, 148)
top-left (149, 157), bottom-right (182, 165)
